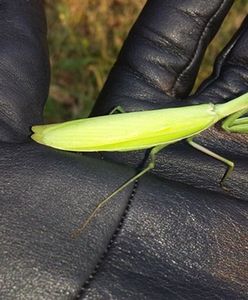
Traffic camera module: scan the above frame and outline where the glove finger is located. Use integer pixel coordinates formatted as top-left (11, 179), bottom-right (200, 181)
top-left (0, 1), bottom-right (50, 142)
top-left (104, 12), bottom-right (248, 196)
top-left (92, 0), bottom-right (234, 115)
top-left (192, 15), bottom-right (248, 104)
top-left (166, 13), bottom-right (248, 195)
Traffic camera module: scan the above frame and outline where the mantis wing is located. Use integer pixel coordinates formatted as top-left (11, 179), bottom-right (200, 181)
top-left (32, 104), bottom-right (218, 152)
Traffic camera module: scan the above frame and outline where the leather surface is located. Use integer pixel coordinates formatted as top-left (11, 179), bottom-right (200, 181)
top-left (0, 0), bottom-right (248, 299)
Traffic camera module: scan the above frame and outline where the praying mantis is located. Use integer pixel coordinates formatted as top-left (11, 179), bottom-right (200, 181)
top-left (31, 92), bottom-right (248, 236)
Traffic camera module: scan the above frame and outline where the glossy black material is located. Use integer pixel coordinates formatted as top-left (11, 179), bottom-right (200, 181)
top-left (1, 0), bottom-right (247, 299)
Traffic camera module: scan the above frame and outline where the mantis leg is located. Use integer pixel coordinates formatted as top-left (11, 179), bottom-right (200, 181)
top-left (222, 108), bottom-right (248, 133)
top-left (71, 144), bottom-right (168, 238)
top-left (186, 137), bottom-right (234, 187)
top-left (109, 106), bottom-right (126, 115)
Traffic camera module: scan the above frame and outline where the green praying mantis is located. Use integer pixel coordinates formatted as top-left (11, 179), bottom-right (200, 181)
top-left (31, 92), bottom-right (248, 236)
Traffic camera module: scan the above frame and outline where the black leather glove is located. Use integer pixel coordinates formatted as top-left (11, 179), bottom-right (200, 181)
top-left (1, 1), bottom-right (247, 299)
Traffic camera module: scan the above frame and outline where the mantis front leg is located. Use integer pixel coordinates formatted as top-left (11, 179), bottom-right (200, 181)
top-left (222, 108), bottom-right (248, 133)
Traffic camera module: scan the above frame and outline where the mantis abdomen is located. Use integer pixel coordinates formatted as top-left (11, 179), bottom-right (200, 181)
top-left (32, 103), bottom-right (219, 151)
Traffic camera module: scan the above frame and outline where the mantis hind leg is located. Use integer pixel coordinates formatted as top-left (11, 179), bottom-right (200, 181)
top-left (222, 108), bottom-right (248, 133)
top-left (71, 144), bottom-right (168, 238)
top-left (187, 137), bottom-right (234, 187)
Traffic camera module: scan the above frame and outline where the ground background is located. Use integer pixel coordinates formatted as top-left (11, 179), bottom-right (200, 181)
top-left (44, 0), bottom-right (248, 122)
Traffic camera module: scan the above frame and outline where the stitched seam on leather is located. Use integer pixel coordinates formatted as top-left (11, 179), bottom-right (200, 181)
top-left (74, 179), bottom-right (139, 299)
top-left (170, 1), bottom-right (227, 96)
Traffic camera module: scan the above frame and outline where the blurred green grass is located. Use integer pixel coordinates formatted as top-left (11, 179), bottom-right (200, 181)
top-left (44, 0), bottom-right (248, 122)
